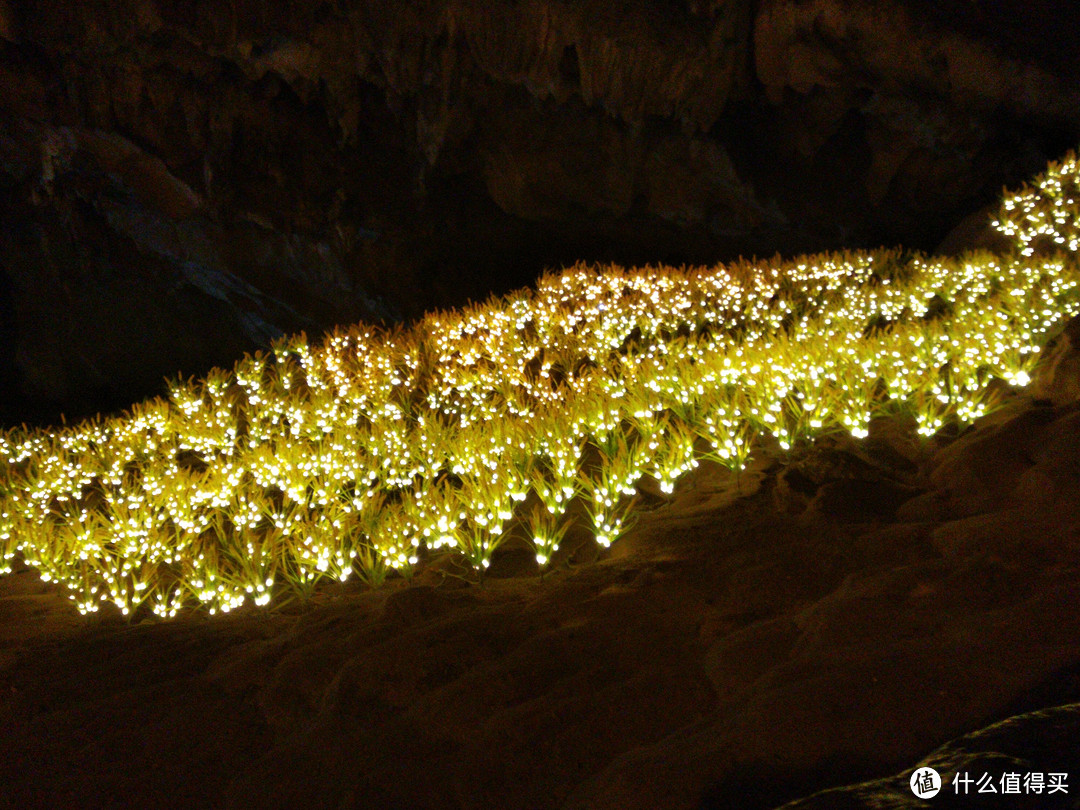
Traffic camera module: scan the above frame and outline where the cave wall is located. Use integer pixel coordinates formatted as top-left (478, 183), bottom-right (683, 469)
top-left (1, 0), bottom-right (1078, 423)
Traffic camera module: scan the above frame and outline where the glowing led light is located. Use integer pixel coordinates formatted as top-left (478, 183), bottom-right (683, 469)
top-left (1, 155), bottom-right (1077, 617)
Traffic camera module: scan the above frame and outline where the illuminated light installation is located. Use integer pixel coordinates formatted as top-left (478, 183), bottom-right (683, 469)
top-left (1, 153), bottom-right (1080, 617)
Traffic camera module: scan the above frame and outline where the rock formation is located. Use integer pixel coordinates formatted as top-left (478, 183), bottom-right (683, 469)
top-left (2, 0), bottom-right (1078, 422)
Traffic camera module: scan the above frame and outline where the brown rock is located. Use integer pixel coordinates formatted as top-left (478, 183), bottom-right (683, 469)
top-left (922, 405), bottom-right (1057, 518)
top-left (895, 488), bottom-right (952, 523)
top-left (804, 477), bottom-right (920, 523)
top-left (381, 584), bottom-right (453, 625)
top-left (773, 464), bottom-right (821, 514)
top-left (1031, 315), bottom-right (1080, 407)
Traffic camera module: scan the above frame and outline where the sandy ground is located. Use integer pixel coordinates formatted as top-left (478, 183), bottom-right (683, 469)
top-left (2, 399), bottom-right (1080, 809)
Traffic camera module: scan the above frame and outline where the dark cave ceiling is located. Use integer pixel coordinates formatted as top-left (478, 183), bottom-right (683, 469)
top-left (1, 0), bottom-right (1079, 423)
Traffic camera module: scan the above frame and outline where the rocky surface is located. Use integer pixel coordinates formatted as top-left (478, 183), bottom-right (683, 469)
top-left (777, 703), bottom-right (1080, 808)
top-left (2, 0), bottom-right (1080, 422)
top-left (2, 321), bottom-right (1080, 809)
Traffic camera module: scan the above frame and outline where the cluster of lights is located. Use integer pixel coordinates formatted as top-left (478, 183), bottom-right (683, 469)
top-left (994, 154), bottom-right (1080, 257)
top-left (2, 154), bottom-right (1080, 618)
